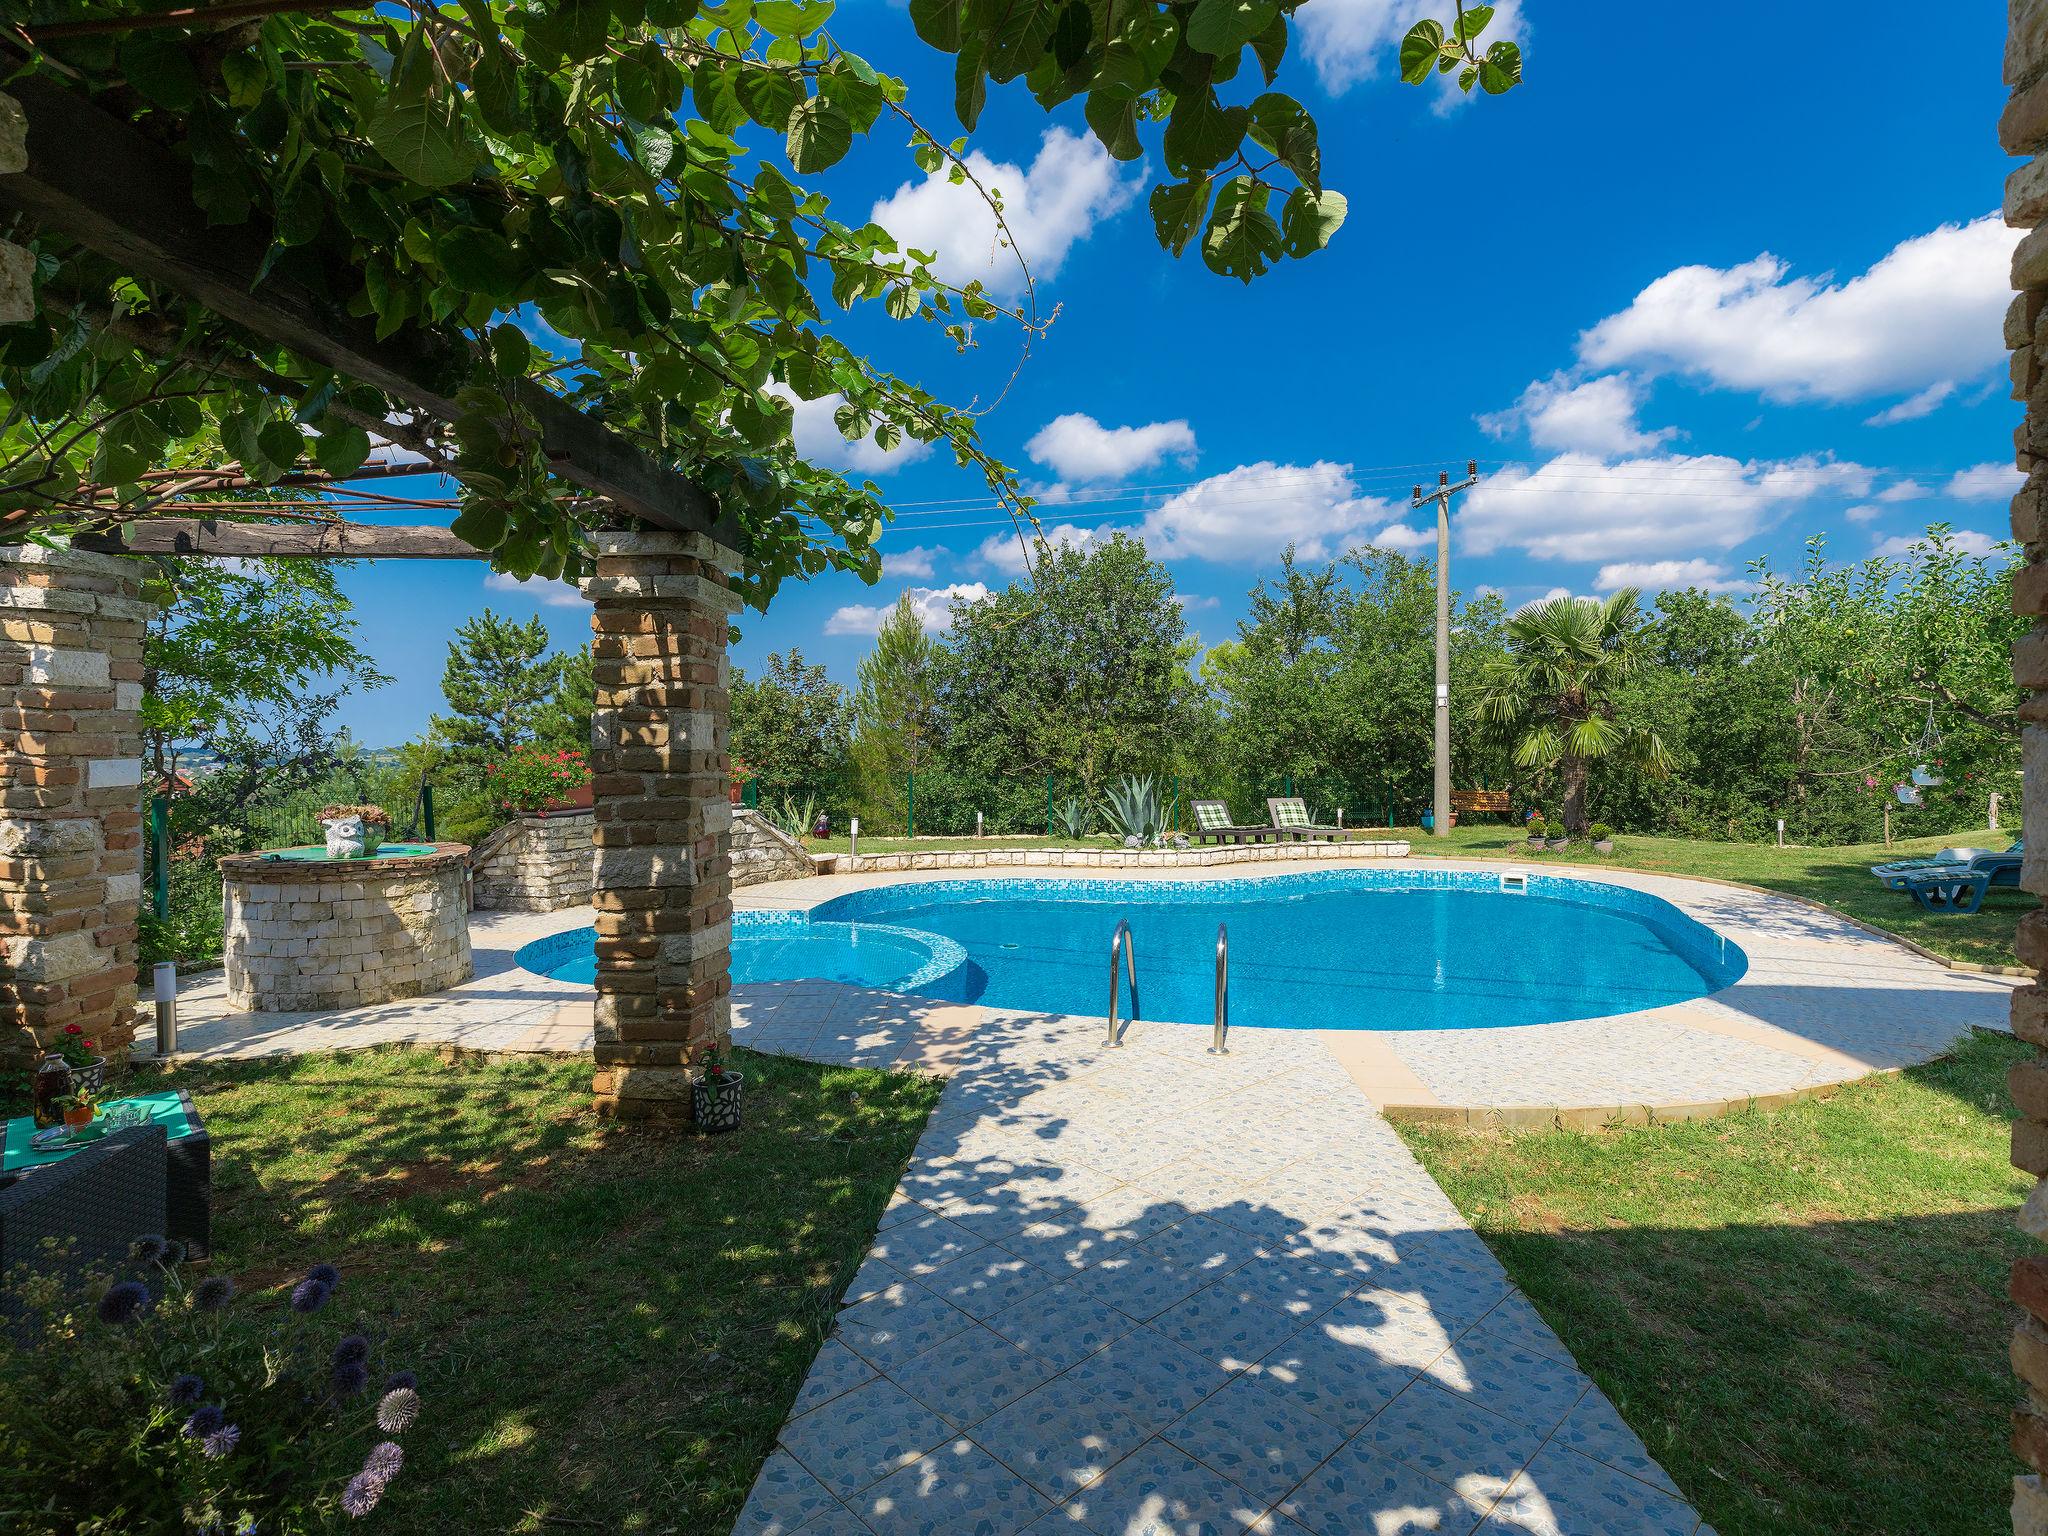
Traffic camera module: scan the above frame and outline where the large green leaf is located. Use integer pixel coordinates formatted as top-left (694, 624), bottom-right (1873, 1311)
top-left (1456, 4), bottom-right (1495, 42)
top-left (364, 95), bottom-right (476, 187)
top-left (986, 0), bottom-right (1059, 81)
top-left (1084, 89), bottom-right (1143, 162)
top-left (313, 422), bottom-right (372, 478)
top-left (524, 0), bottom-right (611, 62)
top-left (438, 227), bottom-right (524, 301)
top-left (118, 35), bottom-right (200, 111)
top-left (1148, 177), bottom-right (1211, 256)
top-left (737, 68), bottom-right (803, 130)
top-left (908, 0), bottom-right (961, 49)
top-left (1279, 186), bottom-right (1346, 257)
top-left (1480, 39), bottom-right (1522, 94)
top-left (785, 97), bottom-right (853, 171)
top-left (1399, 18), bottom-right (1444, 83)
top-left (1201, 176), bottom-right (1282, 283)
top-left (1163, 89), bottom-right (1247, 177)
top-left (1186, 0), bottom-right (1277, 56)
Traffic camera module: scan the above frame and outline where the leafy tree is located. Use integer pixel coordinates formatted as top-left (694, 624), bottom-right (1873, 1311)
top-left (731, 648), bottom-right (851, 805)
top-left (0, 0), bottom-right (1514, 591)
top-left (850, 595), bottom-right (943, 824)
top-left (140, 557), bottom-right (388, 788)
top-left (434, 608), bottom-right (559, 760)
top-left (533, 644), bottom-right (595, 753)
top-left (942, 533), bottom-right (1205, 794)
top-left (1204, 546), bottom-right (1504, 822)
top-left (1475, 591), bottom-right (1671, 836)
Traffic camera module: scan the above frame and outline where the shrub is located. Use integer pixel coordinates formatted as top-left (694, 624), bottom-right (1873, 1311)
top-left (1099, 775), bottom-right (1166, 845)
top-left (1589, 822), bottom-right (1614, 842)
top-left (1526, 816), bottom-right (1548, 839)
top-left (486, 746), bottom-right (592, 814)
top-left (1053, 796), bottom-right (1093, 840)
top-left (0, 1246), bottom-right (422, 1532)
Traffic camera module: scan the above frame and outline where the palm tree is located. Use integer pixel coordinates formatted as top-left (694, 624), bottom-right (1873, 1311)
top-left (1475, 590), bottom-right (1671, 835)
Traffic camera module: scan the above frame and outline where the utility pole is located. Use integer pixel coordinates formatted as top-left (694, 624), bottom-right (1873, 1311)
top-left (1413, 461), bottom-right (1480, 840)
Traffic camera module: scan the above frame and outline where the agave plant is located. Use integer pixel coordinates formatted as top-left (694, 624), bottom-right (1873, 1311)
top-left (763, 794), bottom-right (818, 840)
top-left (1098, 775), bottom-right (1165, 846)
top-left (1053, 796), bottom-right (1093, 840)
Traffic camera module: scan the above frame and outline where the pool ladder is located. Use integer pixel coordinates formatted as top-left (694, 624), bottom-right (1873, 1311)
top-left (1102, 919), bottom-right (1229, 1055)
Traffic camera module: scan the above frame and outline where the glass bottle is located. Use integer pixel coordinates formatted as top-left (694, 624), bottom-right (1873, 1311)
top-left (31, 1053), bottom-right (72, 1130)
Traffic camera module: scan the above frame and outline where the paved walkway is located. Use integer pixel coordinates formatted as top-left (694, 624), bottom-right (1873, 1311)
top-left (733, 994), bottom-right (1713, 1536)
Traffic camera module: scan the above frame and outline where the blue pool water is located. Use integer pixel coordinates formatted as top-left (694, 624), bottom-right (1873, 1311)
top-left (513, 870), bottom-right (1746, 1032)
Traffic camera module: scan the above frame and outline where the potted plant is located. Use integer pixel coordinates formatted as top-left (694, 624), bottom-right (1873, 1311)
top-left (692, 1048), bottom-right (745, 1133)
top-left (1590, 822), bottom-right (1616, 854)
top-left (487, 747), bottom-right (594, 817)
top-left (1525, 816), bottom-right (1548, 850)
top-left (316, 803), bottom-right (390, 858)
top-left (53, 1021), bottom-right (107, 1096)
top-left (1546, 826), bottom-right (1571, 852)
top-left (61, 1087), bottom-right (96, 1132)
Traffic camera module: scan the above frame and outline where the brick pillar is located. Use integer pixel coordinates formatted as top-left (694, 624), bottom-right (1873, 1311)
top-left (582, 529), bottom-right (738, 1121)
top-left (0, 544), bottom-right (155, 1075)
top-left (2011, 4), bottom-right (2048, 1531)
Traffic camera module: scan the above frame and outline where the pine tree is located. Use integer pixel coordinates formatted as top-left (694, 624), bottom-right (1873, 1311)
top-left (850, 595), bottom-right (942, 827)
top-left (434, 609), bottom-right (559, 761)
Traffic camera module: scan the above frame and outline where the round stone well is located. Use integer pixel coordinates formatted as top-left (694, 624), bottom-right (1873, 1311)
top-left (218, 843), bottom-right (473, 1011)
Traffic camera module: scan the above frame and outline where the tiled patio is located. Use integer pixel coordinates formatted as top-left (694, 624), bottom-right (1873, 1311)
top-left (734, 995), bottom-right (1710, 1535)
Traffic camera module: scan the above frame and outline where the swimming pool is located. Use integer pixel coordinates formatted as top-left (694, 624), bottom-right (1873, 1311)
top-left (515, 869), bottom-right (1747, 1033)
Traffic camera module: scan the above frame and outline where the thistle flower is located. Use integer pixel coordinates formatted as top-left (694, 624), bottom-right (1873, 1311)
top-left (161, 1240), bottom-right (188, 1267)
top-left (383, 1369), bottom-right (417, 1392)
top-left (376, 1387), bottom-right (420, 1432)
top-left (130, 1234), bottom-right (167, 1264)
top-left (183, 1403), bottom-right (225, 1439)
top-left (194, 1275), bottom-right (235, 1312)
top-left (200, 1423), bottom-right (241, 1460)
top-left (97, 1280), bottom-right (150, 1324)
top-left (331, 1357), bottom-right (370, 1397)
top-left (362, 1441), bottom-right (404, 1482)
top-left (339, 1473), bottom-right (383, 1518)
top-left (305, 1262), bottom-right (341, 1289)
top-left (288, 1277), bottom-right (331, 1315)
top-left (332, 1332), bottom-right (371, 1365)
top-left (168, 1373), bottom-right (205, 1407)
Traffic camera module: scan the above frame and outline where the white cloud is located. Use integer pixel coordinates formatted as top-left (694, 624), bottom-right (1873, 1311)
top-left (1877, 479), bottom-right (1931, 501)
top-left (1864, 381), bottom-right (1956, 425)
top-left (1593, 559), bottom-right (1751, 595)
top-left (1135, 461), bottom-right (1402, 563)
top-left (824, 583), bottom-right (990, 637)
top-left (975, 521), bottom-right (1106, 576)
top-left (1459, 452), bottom-right (1874, 562)
top-left (768, 385), bottom-right (932, 475)
top-left (1297, 0), bottom-right (1524, 103)
top-left (1175, 593), bottom-right (1220, 611)
top-left (1577, 215), bottom-right (2015, 406)
top-left (1479, 372), bottom-right (1675, 457)
top-left (1843, 504), bottom-right (1883, 524)
top-left (880, 544), bottom-right (941, 579)
top-left (867, 127), bottom-right (1142, 297)
top-left (1874, 529), bottom-right (2004, 559)
top-left (1945, 462), bottom-right (2025, 500)
top-left (1025, 413), bottom-right (1196, 482)
top-left (485, 571), bottom-right (584, 608)
top-left (1368, 522), bottom-right (1437, 553)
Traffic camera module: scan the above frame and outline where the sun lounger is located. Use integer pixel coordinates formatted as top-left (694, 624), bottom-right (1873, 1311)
top-left (1871, 838), bottom-right (2022, 891)
top-left (1191, 799), bottom-right (1276, 844)
top-left (1266, 797), bottom-right (1346, 842)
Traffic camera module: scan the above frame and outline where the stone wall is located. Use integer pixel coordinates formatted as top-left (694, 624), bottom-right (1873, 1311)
top-left (471, 810), bottom-right (594, 912)
top-left (584, 529), bottom-right (739, 1122)
top-left (218, 847), bottom-right (473, 1011)
top-left (822, 840), bottom-right (1412, 875)
top-left (0, 544), bottom-right (153, 1070)
top-left (733, 807), bottom-right (813, 887)
top-left (2008, 5), bottom-right (2048, 1529)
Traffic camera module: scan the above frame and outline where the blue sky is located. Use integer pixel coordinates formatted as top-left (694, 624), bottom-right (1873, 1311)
top-left (327, 0), bottom-right (2023, 745)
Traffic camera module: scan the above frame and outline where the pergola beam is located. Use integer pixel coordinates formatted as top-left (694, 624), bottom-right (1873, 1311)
top-left (0, 76), bottom-right (745, 550)
top-left (74, 518), bottom-right (491, 559)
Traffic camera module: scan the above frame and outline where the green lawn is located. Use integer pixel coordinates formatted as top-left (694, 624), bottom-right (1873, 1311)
top-left (798, 823), bottom-right (2027, 971)
top-left (137, 1047), bottom-right (940, 1534)
top-left (1397, 1030), bottom-right (2032, 1536)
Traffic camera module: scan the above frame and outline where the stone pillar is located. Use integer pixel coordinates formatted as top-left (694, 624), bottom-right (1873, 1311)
top-left (0, 544), bottom-right (154, 1073)
top-left (2010, 5), bottom-right (2048, 1530)
top-left (582, 529), bottom-right (739, 1121)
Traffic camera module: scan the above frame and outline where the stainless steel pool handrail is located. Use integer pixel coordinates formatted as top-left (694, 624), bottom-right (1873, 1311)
top-left (1106, 918), bottom-right (1138, 1048)
top-left (1208, 923), bottom-right (1230, 1056)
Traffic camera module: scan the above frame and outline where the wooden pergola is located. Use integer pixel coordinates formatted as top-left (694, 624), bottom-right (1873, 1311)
top-left (0, 73), bottom-right (744, 1120)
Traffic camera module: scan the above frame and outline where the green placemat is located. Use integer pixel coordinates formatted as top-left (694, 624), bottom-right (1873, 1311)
top-left (4, 1090), bottom-right (197, 1174)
